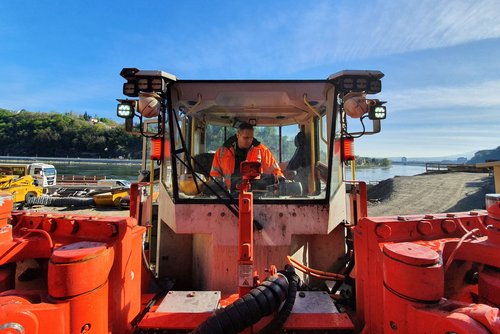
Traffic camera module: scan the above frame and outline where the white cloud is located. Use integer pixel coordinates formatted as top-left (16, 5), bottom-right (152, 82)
top-left (162, 0), bottom-right (500, 76)
top-left (360, 0), bottom-right (500, 53)
top-left (386, 79), bottom-right (500, 111)
top-left (354, 78), bottom-right (500, 157)
top-left (290, 0), bottom-right (500, 70)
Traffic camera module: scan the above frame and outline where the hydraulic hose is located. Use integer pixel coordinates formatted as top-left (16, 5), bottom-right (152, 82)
top-left (191, 273), bottom-right (291, 334)
top-left (259, 265), bottom-right (300, 334)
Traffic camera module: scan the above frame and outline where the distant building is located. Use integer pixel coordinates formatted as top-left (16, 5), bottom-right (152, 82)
top-left (457, 157), bottom-right (467, 164)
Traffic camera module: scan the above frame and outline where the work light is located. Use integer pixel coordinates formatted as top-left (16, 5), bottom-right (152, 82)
top-left (368, 105), bottom-right (387, 120)
top-left (151, 77), bottom-right (164, 91)
top-left (117, 102), bottom-right (135, 119)
top-left (137, 78), bottom-right (148, 90)
top-left (123, 82), bottom-right (136, 96)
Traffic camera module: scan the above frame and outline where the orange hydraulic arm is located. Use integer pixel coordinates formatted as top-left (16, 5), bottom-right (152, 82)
top-left (0, 191), bottom-right (146, 334)
top-left (237, 161), bottom-right (261, 297)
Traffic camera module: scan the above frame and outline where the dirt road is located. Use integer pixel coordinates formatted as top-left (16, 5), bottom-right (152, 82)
top-left (367, 172), bottom-right (495, 216)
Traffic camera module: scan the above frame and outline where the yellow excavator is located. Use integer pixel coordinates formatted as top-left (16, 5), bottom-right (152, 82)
top-left (0, 174), bottom-right (43, 203)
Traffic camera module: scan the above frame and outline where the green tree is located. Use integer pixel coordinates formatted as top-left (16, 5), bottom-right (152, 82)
top-left (0, 108), bottom-right (142, 158)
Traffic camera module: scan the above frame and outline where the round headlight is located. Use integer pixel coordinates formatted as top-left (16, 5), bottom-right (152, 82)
top-left (138, 92), bottom-right (162, 118)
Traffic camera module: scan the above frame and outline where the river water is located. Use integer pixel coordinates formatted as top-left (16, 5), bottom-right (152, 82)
top-left (345, 164), bottom-right (427, 183)
top-left (53, 162), bottom-right (142, 181)
top-left (53, 162), bottom-right (426, 183)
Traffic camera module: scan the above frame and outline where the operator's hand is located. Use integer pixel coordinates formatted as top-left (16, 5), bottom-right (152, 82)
top-left (277, 176), bottom-right (286, 184)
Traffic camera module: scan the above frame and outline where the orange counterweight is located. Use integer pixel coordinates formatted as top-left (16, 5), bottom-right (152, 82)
top-left (0, 194), bottom-right (146, 334)
top-left (354, 203), bottom-right (500, 334)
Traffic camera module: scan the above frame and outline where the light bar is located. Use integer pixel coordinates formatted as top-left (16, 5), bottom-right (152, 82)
top-left (337, 77), bottom-right (381, 93)
top-left (120, 68), bottom-right (177, 97)
top-left (328, 70), bottom-right (384, 94)
top-left (122, 76), bottom-right (167, 97)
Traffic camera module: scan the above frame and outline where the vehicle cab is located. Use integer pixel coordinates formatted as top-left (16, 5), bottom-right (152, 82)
top-left (30, 163), bottom-right (57, 187)
top-left (118, 68), bottom-right (386, 293)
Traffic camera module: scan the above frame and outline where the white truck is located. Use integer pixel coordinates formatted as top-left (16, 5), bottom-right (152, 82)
top-left (0, 163), bottom-right (57, 187)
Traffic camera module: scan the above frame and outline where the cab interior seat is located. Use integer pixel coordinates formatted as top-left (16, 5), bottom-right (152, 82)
top-left (285, 131), bottom-right (309, 192)
top-left (193, 152), bottom-right (216, 178)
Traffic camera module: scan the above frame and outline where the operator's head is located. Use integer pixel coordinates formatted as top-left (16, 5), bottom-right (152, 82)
top-left (236, 122), bottom-right (254, 149)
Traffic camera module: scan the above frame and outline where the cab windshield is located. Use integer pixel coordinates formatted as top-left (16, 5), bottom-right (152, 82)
top-left (159, 80), bottom-right (342, 204)
top-left (43, 168), bottom-right (56, 176)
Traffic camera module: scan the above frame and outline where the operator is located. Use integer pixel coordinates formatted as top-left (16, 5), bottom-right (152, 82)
top-left (210, 122), bottom-right (284, 191)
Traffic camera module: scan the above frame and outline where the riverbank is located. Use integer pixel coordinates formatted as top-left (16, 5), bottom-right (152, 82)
top-left (367, 172), bottom-right (495, 216)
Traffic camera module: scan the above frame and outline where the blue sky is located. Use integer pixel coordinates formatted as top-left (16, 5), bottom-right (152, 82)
top-left (1, 0), bottom-right (499, 158)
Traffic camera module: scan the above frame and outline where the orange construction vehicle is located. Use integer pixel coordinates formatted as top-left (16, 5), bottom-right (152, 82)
top-left (0, 68), bottom-right (498, 333)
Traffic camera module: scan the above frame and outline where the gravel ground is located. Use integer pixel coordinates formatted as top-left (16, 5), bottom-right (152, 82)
top-left (367, 172), bottom-right (495, 216)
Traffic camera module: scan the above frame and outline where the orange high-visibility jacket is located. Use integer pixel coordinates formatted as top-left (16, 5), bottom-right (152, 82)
top-left (210, 136), bottom-right (283, 189)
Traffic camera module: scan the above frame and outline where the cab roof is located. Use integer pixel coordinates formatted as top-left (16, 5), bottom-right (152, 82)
top-left (170, 80), bottom-right (333, 126)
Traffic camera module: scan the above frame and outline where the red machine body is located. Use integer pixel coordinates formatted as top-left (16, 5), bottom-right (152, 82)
top-left (1, 187), bottom-right (499, 333)
top-left (354, 202), bottom-right (500, 333)
top-left (0, 192), bottom-right (146, 334)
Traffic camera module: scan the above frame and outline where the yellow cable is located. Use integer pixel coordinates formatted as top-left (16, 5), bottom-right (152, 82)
top-left (351, 160), bottom-right (356, 181)
top-left (148, 158), bottom-right (154, 259)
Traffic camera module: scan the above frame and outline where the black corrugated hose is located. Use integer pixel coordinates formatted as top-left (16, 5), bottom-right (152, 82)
top-left (190, 267), bottom-right (300, 334)
top-left (259, 265), bottom-right (299, 334)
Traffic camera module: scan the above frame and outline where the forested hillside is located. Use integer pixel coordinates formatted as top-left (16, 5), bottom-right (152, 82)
top-left (0, 109), bottom-right (142, 158)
